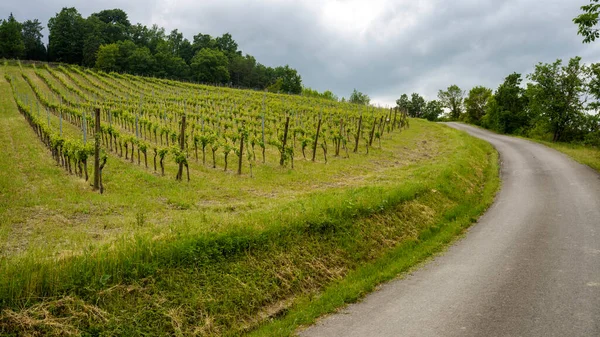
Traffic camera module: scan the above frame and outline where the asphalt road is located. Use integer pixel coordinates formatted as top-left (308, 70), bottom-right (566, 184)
top-left (300, 123), bottom-right (600, 337)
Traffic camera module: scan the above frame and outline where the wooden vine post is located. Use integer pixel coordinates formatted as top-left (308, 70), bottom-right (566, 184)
top-left (354, 115), bottom-right (362, 153)
top-left (280, 116), bottom-right (290, 166)
top-left (311, 117), bottom-right (322, 162)
top-left (93, 107), bottom-right (101, 191)
top-left (369, 117), bottom-right (377, 146)
top-left (237, 127), bottom-right (244, 175)
top-left (176, 114), bottom-right (186, 181)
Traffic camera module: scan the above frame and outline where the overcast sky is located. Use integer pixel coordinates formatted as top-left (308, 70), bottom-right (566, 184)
top-left (3, 0), bottom-right (600, 105)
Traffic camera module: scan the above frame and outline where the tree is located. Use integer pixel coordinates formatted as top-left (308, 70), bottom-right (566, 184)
top-left (128, 46), bottom-right (155, 76)
top-left (82, 9), bottom-right (131, 67)
top-left (483, 73), bottom-right (529, 134)
top-left (21, 19), bottom-right (46, 60)
top-left (229, 54), bottom-right (255, 87)
top-left (438, 85), bottom-right (464, 120)
top-left (48, 7), bottom-right (85, 63)
top-left (396, 94), bottom-right (410, 112)
top-left (192, 33), bottom-right (215, 53)
top-left (95, 43), bottom-right (120, 72)
top-left (82, 16), bottom-right (106, 67)
top-left (154, 45), bottom-right (190, 79)
top-left (527, 57), bottom-right (588, 142)
top-left (215, 33), bottom-right (241, 59)
top-left (0, 13), bottom-right (25, 59)
top-left (92, 9), bottom-right (130, 42)
top-left (422, 100), bottom-right (444, 121)
top-left (190, 48), bottom-right (230, 84)
top-left (178, 39), bottom-right (194, 65)
top-left (349, 89), bottom-right (370, 105)
top-left (274, 65), bottom-right (302, 94)
top-left (409, 93), bottom-right (426, 117)
top-left (302, 87), bottom-right (338, 101)
top-left (574, 0), bottom-right (600, 43)
top-left (464, 86), bottom-right (492, 125)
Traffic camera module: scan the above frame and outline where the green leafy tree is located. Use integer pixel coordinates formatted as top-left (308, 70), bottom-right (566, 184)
top-left (526, 57), bottom-right (588, 142)
top-left (395, 94), bottom-right (410, 112)
top-left (349, 89), bottom-right (370, 105)
top-left (192, 33), bottom-right (216, 53)
top-left (154, 44), bottom-right (190, 79)
top-left (0, 13), bottom-right (25, 59)
top-left (48, 7), bottom-right (85, 63)
top-left (422, 100), bottom-right (444, 121)
top-left (128, 46), bottom-right (155, 76)
top-left (82, 16), bottom-right (106, 67)
top-left (21, 19), bottom-right (46, 60)
top-left (95, 43), bottom-right (120, 72)
top-left (93, 8), bottom-right (131, 41)
top-left (587, 62), bottom-right (600, 111)
top-left (230, 54), bottom-right (257, 87)
top-left (302, 87), bottom-right (338, 101)
top-left (190, 48), bottom-right (230, 84)
top-left (83, 9), bottom-right (131, 66)
top-left (438, 85), bottom-right (464, 120)
top-left (483, 73), bottom-right (529, 134)
top-left (115, 40), bottom-right (137, 71)
top-left (274, 65), bottom-right (302, 94)
top-left (409, 93), bottom-right (426, 117)
top-left (464, 86), bottom-right (493, 125)
top-left (574, 0), bottom-right (600, 43)
top-left (215, 33), bottom-right (241, 60)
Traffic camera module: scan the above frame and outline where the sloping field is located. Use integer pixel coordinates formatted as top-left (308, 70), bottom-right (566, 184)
top-left (0, 63), bottom-right (498, 336)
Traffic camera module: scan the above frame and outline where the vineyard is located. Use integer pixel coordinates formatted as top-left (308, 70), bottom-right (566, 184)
top-left (3, 60), bottom-right (408, 191)
top-left (0, 61), bottom-right (498, 336)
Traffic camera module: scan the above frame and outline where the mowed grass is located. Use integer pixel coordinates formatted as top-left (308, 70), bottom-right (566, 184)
top-left (0, 64), bottom-right (499, 335)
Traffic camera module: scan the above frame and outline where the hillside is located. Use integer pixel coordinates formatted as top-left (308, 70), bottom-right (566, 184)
top-left (0, 62), bottom-right (498, 336)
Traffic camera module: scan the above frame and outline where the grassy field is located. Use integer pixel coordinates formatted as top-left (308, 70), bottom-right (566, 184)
top-left (0, 63), bottom-right (499, 336)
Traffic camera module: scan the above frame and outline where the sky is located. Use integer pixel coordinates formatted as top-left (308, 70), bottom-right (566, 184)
top-left (3, 0), bottom-right (600, 106)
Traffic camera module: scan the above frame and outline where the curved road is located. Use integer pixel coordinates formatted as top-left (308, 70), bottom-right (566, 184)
top-left (301, 123), bottom-right (600, 337)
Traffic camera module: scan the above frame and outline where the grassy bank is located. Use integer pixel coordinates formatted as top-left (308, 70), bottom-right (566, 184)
top-left (0, 64), bottom-right (500, 335)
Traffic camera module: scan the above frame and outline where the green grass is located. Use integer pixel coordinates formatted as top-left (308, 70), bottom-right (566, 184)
top-left (0, 64), bottom-right (500, 335)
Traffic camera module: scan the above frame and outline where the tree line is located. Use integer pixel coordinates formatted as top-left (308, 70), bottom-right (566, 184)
top-left (0, 8), bottom-right (302, 93)
top-left (396, 56), bottom-right (600, 146)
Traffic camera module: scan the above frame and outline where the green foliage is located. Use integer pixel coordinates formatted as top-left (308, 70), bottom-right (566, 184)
top-left (0, 13), bottom-right (25, 59)
top-left (190, 48), bottom-right (230, 84)
top-left (48, 7), bottom-right (85, 63)
top-left (302, 87), bottom-right (339, 101)
top-left (409, 93), bottom-right (426, 118)
top-left (422, 100), bottom-right (444, 121)
top-left (128, 46), bottom-right (155, 76)
top-left (21, 19), bottom-right (46, 61)
top-left (527, 57), bottom-right (588, 142)
top-left (95, 43), bottom-right (120, 72)
top-left (463, 86), bottom-right (492, 125)
top-left (573, 0), bottom-right (600, 43)
top-left (438, 85), bottom-right (464, 120)
top-left (396, 93), bottom-right (410, 112)
top-left (482, 73), bottom-right (529, 134)
top-left (349, 89), bottom-right (370, 105)
top-left (274, 65), bottom-right (302, 94)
